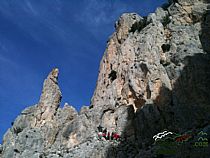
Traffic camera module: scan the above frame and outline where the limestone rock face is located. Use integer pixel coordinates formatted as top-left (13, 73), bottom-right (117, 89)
top-left (38, 68), bottom-right (62, 124)
top-left (174, 0), bottom-right (209, 5)
top-left (0, 144), bottom-right (2, 154)
top-left (1, 0), bottom-right (210, 157)
top-left (115, 13), bottom-right (145, 43)
top-left (91, 14), bottom-right (172, 113)
top-left (1, 69), bottom-right (79, 157)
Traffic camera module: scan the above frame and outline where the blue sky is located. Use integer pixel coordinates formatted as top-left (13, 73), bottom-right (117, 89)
top-left (0, 0), bottom-right (167, 142)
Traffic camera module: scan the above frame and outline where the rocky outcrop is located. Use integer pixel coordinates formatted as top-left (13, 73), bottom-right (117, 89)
top-left (91, 11), bottom-right (172, 113)
top-left (1, 69), bottom-right (79, 157)
top-left (0, 144), bottom-right (2, 156)
top-left (1, 0), bottom-right (210, 157)
top-left (37, 68), bottom-right (62, 124)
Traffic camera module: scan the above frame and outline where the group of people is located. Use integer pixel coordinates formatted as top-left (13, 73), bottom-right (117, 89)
top-left (97, 125), bottom-right (121, 141)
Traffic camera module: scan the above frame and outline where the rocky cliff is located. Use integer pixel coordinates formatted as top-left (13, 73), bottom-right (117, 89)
top-left (1, 0), bottom-right (210, 157)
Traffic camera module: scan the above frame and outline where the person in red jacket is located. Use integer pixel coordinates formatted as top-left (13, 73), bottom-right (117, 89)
top-left (113, 132), bottom-right (120, 141)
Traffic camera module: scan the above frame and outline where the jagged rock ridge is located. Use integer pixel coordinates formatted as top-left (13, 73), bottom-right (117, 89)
top-left (1, 0), bottom-right (210, 157)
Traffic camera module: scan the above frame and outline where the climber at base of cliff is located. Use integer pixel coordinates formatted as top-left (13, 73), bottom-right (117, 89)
top-left (112, 132), bottom-right (121, 141)
top-left (97, 125), bottom-right (121, 141)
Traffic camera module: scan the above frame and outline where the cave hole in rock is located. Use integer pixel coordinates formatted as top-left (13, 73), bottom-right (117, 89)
top-left (117, 97), bottom-right (121, 101)
top-left (108, 70), bottom-right (117, 82)
top-left (14, 149), bottom-right (20, 153)
top-left (161, 44), bottom-right (171, 52)
top-left (140, 63), bottom-right (149, 77)
top-left (115, 102), bottom-right (119, 107)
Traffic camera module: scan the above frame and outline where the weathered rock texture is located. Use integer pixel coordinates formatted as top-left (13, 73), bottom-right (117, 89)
top-left (1, 0), bottom-right (210, 157)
